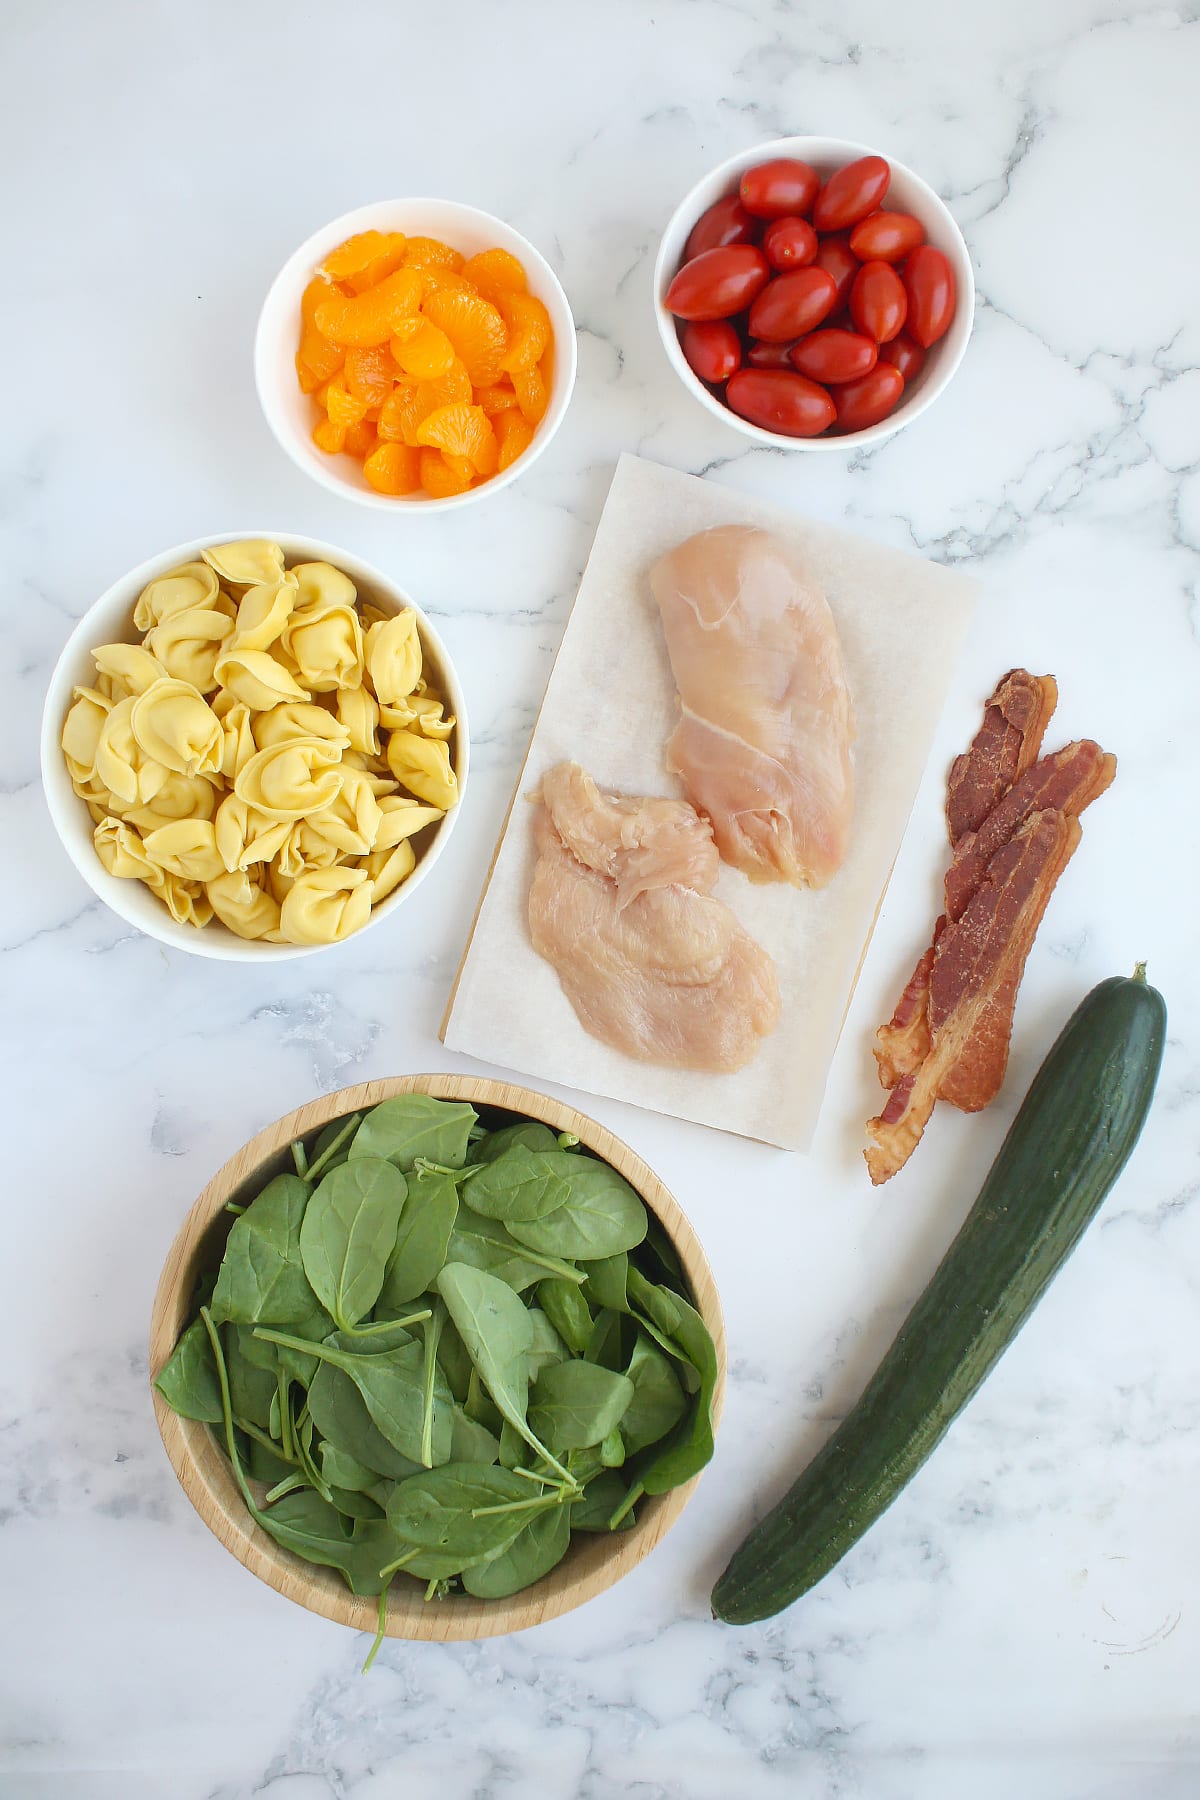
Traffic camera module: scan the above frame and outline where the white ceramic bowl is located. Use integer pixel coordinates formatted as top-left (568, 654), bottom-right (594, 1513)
top-left (654, 136), bottom-right (974, 452)
top-left (40, 532), bottom-right (469, 962)
top-left (256, 200), bottom-right (577, 511)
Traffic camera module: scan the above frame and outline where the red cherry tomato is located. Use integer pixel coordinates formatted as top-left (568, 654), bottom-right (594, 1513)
top-left (685, 193), bottom-right (758, 261)
top-left (813, 155), bottom-right (890, 232)
top-left (849, 260), bottom-right (907, 343)
top-left (739, 158), bottom-right (820, 219)
top-left (747, 339), bottom-right (796, 368)
top-left (665, 246), bottom-right (770, 321)
top-left (878, 330), bottom-right (926, 382)
top-left (848, 211), bottom-right (925, 262)
top-left (789, 328), bottom-right (878, 384)
top-left (834, 363), bottom-right (905, 432)
top-left (680, 320), bottom-right (741, 385)
top-left (747, 266), bottom-right (837, 342)
top-left (902, 244), bottom-right (957, 346)
top-left (726, 368), bottom-right (836, 437)
top-left (761, 216), bottom-right (819, 271)
top-left (812, 233), bottom-right (859, 310)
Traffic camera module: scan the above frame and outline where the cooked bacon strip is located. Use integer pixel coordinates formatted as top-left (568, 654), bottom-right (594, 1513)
top-left (946, 669), bottom-right (1058, 844)
top-left (873, 670), bottom-right (1060, 1091)
top-left (865, 809), bottom-right (1081, 1184)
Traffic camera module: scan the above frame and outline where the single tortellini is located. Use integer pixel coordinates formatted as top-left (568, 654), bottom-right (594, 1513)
top-left (362, 839), bottom-right (416, 902)
top-left (94, 817), bottom-right (163, 884)
top-left (206, 867), bottom-right (283, 940)
top-left (278, 819), bottom-right (341, 876)
top-left (130, 680), bottom-right (223, 779)
top-left (120, 771), bottom-right (219, 832)
top-left (132, 562), bottom-right (221, 631)
top-left (213, 645), bottom-right (309, 712)
top-left (158, 874), bottom-right (214, 928)
top-left (364, 611), bottom-right (422, 704)
top-left (62, 687), bottom-right (112, 784)
top-left (292, 561), bottom-right (357, 612)
top-left (145, 605), bottom-right (234, 694)
top-left (94, 697), bottom-right (170, 806)
top-left (141, 818), bottom-right (226, 883)
top-left (298, 767), bottom-right (383, 858)
top-left (216, 700), bottom-right (257, 782)
top-left (335, 683), bottom-right (380, 756)
top-left (214, 794), bottom-right (293, 872)
top-left (281, 599), bottom-right (364, 694)
top-left (230, 574), bottom-right (298, 653)
top-left (375, 794), bottom-right (445, 848)
top-left (252, 702), bottom-right (350, 752)
top-left (385, 728), bottom-right (458, 810)
top-left (234, 737), bottom-right (343, 821)
top-left (202, 539), bottom-right (286, 587)
top-left (279, 866), bottom-right (373, 945)
top-left (91, 643), bottom-right (170, 697)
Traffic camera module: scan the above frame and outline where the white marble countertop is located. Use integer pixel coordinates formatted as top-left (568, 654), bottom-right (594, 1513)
top-left (5, 1), bottom-right (1198, 1795)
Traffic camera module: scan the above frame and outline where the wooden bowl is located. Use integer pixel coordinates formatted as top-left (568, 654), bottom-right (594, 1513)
top-left (150, 1074), bottom-right (726, 1642)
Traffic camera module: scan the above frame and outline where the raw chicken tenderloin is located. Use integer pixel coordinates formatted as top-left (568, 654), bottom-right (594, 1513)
top-left (529, 763), bottom-right (780, 1073)
top-left (650, 524), bottom-right (855, 887)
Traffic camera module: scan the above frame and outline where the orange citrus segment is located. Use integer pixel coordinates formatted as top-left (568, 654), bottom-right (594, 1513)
top-left (415, 402), bottom-right (498, 475)
top-left (392, 320), bottom-right (457, 379)
top-left (422, 288), bottom-right (508, 387)
top-left (364, 442), bottom-right (422, 494)
top-left (419, 447), bottom-right (474, 497)
top-left (498, 293), bottom-right (551, 373)
top-left (377, 383), bottom-right (424, 446)
top-left (475, 381), bottom-right (519, 415)
top-left (344, 344), bottom-right (401, 405)
top-left (511, 363), bottom-right (548, 424)
top-left (314, 268), bottom-right (424, 346)
top-left (322, 230), bottom-right (408, 291)
top-left (325, 376), bottom-right (370, 430)
top-left (495, 408), bottom-right (535, 470)
top-left (462, 248), bottom-right (527, 303)
top-left (403, 237), bottom-right (465, 272)
top-left (313, 415), bottom-right (345, 455)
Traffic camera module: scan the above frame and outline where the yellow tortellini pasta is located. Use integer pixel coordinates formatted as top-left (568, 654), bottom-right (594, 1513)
top-left (61, 540), bottom-right (457, 945)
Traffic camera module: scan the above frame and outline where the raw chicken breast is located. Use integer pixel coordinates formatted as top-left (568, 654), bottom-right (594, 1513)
top-left (650, 524), bottom-right (855, 887)
top-left (529, 762), bottom-right (780, 1073)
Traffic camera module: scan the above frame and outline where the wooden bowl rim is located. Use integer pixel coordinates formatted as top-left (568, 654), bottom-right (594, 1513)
top-left (149, 1073), bottom-right (726, 1642)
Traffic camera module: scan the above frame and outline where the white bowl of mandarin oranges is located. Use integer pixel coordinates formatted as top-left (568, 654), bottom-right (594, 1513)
top-left (255, 200), bottom-right (576, 509)
top-left (41, 534), bottom-right (468, 960)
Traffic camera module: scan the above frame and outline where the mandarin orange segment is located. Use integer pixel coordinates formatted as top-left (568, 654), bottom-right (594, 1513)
top-left (363, 441), bottom-right (422, 494)
top-left (343, 419), bottom-right (379, 459)
top-left (377, 382), bottom-right (424, 446)
top-left (416, 266), bottom-right (473, 301)
top-left (415, 402), bottom-right (498, 475)
top-left (495, 408), bottom-right (535, 470)
top-left (498, 293), bottom-right (551, 373)
top-left (314, 268), bottom-right (424, 346)
top-left (511, 363), bottom-right (548, 424)
top-left (476, 380), bottom-right (519, 415)
top-left (325, 376), bottom-right (370, 431)
top-left (414, 360), bottom-right (473, 417)
top-left (462, 248), bottom-right (527, 302)
top-left (403, 237), bottom-right (465, 272)
top-left (321, 230), bottom-right (408, 290)
top-left (419, 447), bottom-right (474, 498)
top-left (297, 329), bottom-right (345, 386)
top-left (392, 320), bottom-right (457, 380)
top-left (313, 415), bottom-right (346, 455)
top-left (422, 288), bottom-right (508, 386)
top-left (344, 344), bottom-right (402, 405)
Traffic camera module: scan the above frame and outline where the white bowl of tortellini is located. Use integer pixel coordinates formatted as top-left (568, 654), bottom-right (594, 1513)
top-left (41, 534), bottom-right (468, 958)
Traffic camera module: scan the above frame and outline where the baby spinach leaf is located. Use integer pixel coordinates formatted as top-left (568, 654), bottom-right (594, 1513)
top-left (620, 1332), bottom-right (687, 1455)
top-left (377, 1169), bottom-right (459, 1309)
top-left (348, 1095), bottom-right (477, 1172)
top-left (583, 1308), bottom-right (625, 1373)
top-left (255, 1328), bottom-right (452, 1468)
top-left (633, 1214), bottom-right (686, 1287)
top-left (319, 1442), bottom-right (379, 1493)
top-left (225, 1326), bottom-right (279, 1430)
top-left (497, 1418), bottom-right (524, 1470)
top-left (436, 1317), bottom-right (473, 1403)
top-left (464, 1368), bottom-right (504, 1435)
top-left (435, 1263), bottom-right (572, 1483)
top-left (570, 1471), bottom-right (636, 1532)
top-left (210, 1174), bottom-right (325, 1334)
top-left (536, 1278), bottom-right (593, 1355)
top-left (244, 1433), bottom-right (293, 1488)
top-left (447, 1206), bottom-right (584, 1292)
top-left (308, 1359), bottom-right (422, 1478)
top-left (474, 1122), bottom-right (559, 1162)
top-left (461, 1497), bottom-right (571, 1598)
top-left (528, 1361), bottom-right (635, 1453)
top-left (303, 1113), bottom-right (362, 1183)
top-left (581, 1252), bottom-right (631, 1316)
top-left (465, 1145), bottom-right (572, 1224)
top-left (449, 1409), bottom-right (501, 1467)
top-left (154, 1319), bottom-right (222, 1422)
top-left (253, 1489), bottom-right (397, 1595)
top-left (507, 1157), bottom-right (648, 1261)
top-left (625, 1269), bottom-right (718, 1494)
top-left (526, 1308), bottom-right (568, 1379)
top-left (600, 1427), bottom-right (625, 1468)
top-left (328, 1485), bottom-right (385, 1522)
top-left (385, 1462), bottom-right (550, 1559)
top-left (299, 1158), bottom-right (408, 1333)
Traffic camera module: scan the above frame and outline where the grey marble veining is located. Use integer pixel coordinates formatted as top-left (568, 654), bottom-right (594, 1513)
top-left (2, 0), bottom-right (1198, 1794)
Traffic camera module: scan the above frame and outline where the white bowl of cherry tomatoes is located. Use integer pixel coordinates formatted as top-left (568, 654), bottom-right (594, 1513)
top-left (654, 136), bottom-right (973, 449)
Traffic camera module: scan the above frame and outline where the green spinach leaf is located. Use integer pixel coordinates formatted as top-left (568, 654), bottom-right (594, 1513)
top-left (319, 1442), bottom-right (379, 1493)
top-left (536, 1278), bottom-right (593, 1355)
top-left (625, 1269), bottom-right (718, 1494)
top-left (255, 1328), bottom-right (452, 1467)
top-left (570, 1472), bottom-right (637, 1532)
top-left (153, 1319), bottom-right (222, 1422)
top-left (385, 1462), bottom-right (546, 1559)
top-left (581, 1252), bottom-right (630, 1315)
top-left (620, 1332), bottom-right (687, 1455)
top-left (461, 1497), bottom-right (571, 1598)
top-left (210, 1174), bottom-right (325, 1334)
top-left (226, 1326), bottom-right (279, 1430)
top-left (528, 1361), bottom-right (635, 1453)
top-left (253, 1489), bottom-right (397, 1596)
top-left (474, 1122), bottom-right (559, 1162)
top-left (299, 1158), bottom-right (408, 1333)
top-left (348, 1095), bottom-right (477, 1172)
top-left (526, 1308), bottom-right (568, 1379)
top-left (377, 1168), bottom-right (459, 1309)
top-left (506, 1157), bottom-right (647, 1260)
top-left (465, 1145), bottom-right (572, 1224)
top-left (447, 1205), bottom-right (584, 1291)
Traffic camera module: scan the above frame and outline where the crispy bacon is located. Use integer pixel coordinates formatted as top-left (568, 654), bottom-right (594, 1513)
top-left (945, 669), bottom-right (1058, 844)
top-left (866, 809), bottom-right (1081, 1184)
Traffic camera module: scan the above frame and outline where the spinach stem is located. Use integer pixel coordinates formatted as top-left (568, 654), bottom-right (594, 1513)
top-left (199, 1308), bottom-right (263, 1523)
top-left (264, 1473), bottom-right (306, 1505)
top-left (420, 1304), bottom-right (445, 1470)
top-left (291, 1138), bottom-right (309, 1177)
top-left (233, 1414), bottom-right (295, 1463)
top-left (362, 1587), bottom-right (388, 1675)
top-left (223, 1201), bottom-right (246, 1216)
top-left (302, 1113), bottom-right (362, 1185)
top-left (277, 1369), bottom-right (293, 1463)
top-left (377, 1549), bottom-right (421, 1583)
top-left (341, 1309), bottom-right (432, 1338)
top-left (608, 1480), bottom-right (643, 1531)
top-left (470, 1492), bottom-right (562, 1520)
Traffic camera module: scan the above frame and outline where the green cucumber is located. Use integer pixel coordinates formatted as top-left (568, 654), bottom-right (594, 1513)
top-left (712, 965), bottom-right (1166, 1625)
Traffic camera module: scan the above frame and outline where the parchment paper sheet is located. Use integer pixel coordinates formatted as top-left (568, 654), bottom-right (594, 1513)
top-left (442, 455), bottom-right (977, 1149)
